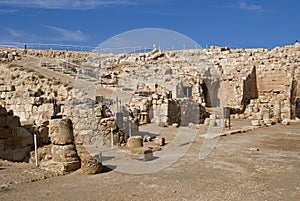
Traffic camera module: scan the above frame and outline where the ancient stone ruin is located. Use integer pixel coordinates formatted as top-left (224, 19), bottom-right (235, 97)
top-left (0, 42), bottom-right (299, 174)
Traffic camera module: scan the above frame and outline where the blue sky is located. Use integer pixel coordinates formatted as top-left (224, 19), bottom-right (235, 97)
top-left (0, 0), bottom-right (299, 49)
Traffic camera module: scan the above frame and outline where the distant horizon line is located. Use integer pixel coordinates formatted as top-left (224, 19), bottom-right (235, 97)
top-left (0, 41), bottom-right (298, 53)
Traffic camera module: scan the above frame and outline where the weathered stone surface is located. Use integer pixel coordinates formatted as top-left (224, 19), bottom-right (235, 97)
top-left (281, 119), bottom-right (290, 125)
top-left (0, 127), bottom-right (10, 139)
top-left (127, 136), bottom-right (143, 148)
top-left (0, 116), bottom-right (7, 127)
top-left (263, 119), bottom-right (272, 126)
top-left (30, 145), bottom-right (52, 163)
top-left (0, 149), bottom-right (13, 161)
top-left (81, 155), bottom-right (102, 175)
top-left (49, 119), bottom-right (74, 145)
top-left (7, 115), bottom-right (20, 128)
top-left (39, 161), bottom-right (81, 174)
top-left (51, 144), bottom-right (80, 163)
top-left (12, 147), bottom-right (31, 161)
top-left (251, 120), bottom-right (262, 126)
top-left (17, 127), bottom-right (33, 147)
top-left (0, 106), bottom-right (7, 116)
top-left (38, 126), bottom-right (50, 145)
top-left (130, 147), bottom-right (153, 161)
top-left (154, 137), bottom-right (165, 146)
top-left (0, 106), bottom-right (33, 162)
top-left (143, 135), bottom-right (152, 142)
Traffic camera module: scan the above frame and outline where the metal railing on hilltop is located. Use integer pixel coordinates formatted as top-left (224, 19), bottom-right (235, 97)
top-left (0, 42), bottom-right (201, 54)
top-left (0, 42), bottom-right (96, 52)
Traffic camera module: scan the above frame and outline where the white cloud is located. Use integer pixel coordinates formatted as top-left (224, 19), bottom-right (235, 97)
top-left (46, 26), bottom-right (87, 42)
top-left (0, 0), bottom-right (140, 10)
top-left (1, 26), bottom-right (87, 43)
top-left (0, 9), bottom-right (18, 13)
top-left (0, 28), bottom-right (40, 43)
top-left (5, 28), bottom-right (23, 38)
top-left (239, 2), bottom-right (262, 11)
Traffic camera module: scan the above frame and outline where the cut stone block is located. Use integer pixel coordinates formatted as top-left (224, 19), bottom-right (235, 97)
top-left (81, 155), bottom-right (102, 175)
top-left (154, 137), bottom-right (165, 146)
top-left (51, 144), bottom-right (80, 163)
top-left (127, 136), bottom-right (143, 148)
top-left (49, 118), bottom-right (74, 145)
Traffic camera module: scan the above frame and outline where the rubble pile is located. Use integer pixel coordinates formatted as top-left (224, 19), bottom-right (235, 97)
top-left (0, 50), bottom-right (21, 62)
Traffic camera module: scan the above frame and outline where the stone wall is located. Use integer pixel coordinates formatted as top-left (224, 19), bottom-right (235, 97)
top-left (205, 43), bottom-right (300, 119)
top-left (0, 64), bottom-right (72, 125)
top-left (0, 105), bottom-right (33, 161)
top-left (3, 43), bottom-right (298, 126)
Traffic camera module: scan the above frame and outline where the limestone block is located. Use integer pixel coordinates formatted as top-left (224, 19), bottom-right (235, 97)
top-left (130, 147), bottom-right (153, 161)
top-left (0, 148), bottom-right (13, 161)
top-left (0, 127), bottom-right (10, 139)
top-left (154, 137), bottom-right (165, 146)
top-left (0, 139), bottom-right (4, 151)
top-left (80, 155), bottom-right (102, 175)
top-left (17, 127), bottom-right (33, 147)
top-left (209, 119), bottom-right (217, 127)
top-left (251, 120), bottom-right (261, 126)
top-left (188, 123), bottom-right (196, 129)
top-left (262, 112), bottom-right (270, 120)
top-left (0, 117), bottom-right (8, 129)
top-left (30, 145), bottom-right (52, 163)
top-left (49, 119), bottom-right (74, 145)
top-left (17, 112), bottom-right (26, 122)
top-left (143, 135), bottom-right (152, 142)
top-left (95, 106), bottom-right (102, 117)
top-left (0, 92), bottom-right (6, 99)
top-left (281, 119), bottom-right (290, 125)
top-left (7, 115), bottom-right (20, 128)
top-left (263, 119), bottom-right (272, 126)
top-left (12, 146), bottom-right (31, 161)
top-left (0, 106), bottom-right (7, 116)
top-left (100, 117), bottom-right (114, 124)
top-left (37, 126), bottom-right (49, 145)
top-left (204, 118), bottom-right (210, 126)
top-left (157, 99), bottom-right (163, 105)
top-left (39, 160), bottom-right (81, 173)
top-left (4, 135), bottom-right (22, 149)
top-left (127, 136), bottom-right (143, 148)
top-left (254, 112), bottom-right (263, 120)
top-left (51, 144), bottom-right (80, 162)
top-left (140, 104), bottom-right (148, 112)
top-left (78, 129), bottom-right (94, 136)
top-left (24, 104), bottom-right (32, 112)
top-left (106, 120), bottom-right (116, 129)
top-left (42, 120), bottom-right (49, 127)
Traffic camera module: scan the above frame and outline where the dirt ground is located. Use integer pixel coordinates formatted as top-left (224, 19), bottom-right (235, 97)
top-left (1, 120), bottom-right (300, 201)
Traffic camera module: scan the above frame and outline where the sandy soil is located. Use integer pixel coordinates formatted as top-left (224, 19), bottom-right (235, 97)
top-left (1, 120), bottom-right (300, 201)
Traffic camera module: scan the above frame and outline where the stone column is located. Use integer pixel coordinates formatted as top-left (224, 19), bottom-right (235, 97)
top-left (274, 100), bottom-right (281, 122)
top-left (47, 118), bottom-right (81, 173)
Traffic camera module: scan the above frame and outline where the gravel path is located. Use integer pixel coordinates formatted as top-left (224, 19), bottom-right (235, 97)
top-left (1, 121), bottom-right (300, 201)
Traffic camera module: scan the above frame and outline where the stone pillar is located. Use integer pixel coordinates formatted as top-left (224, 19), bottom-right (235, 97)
top-left (45, 118), bottom-right (81, 173)
top-left (49, 118), bottom-right (74, 145)
top-left (274, 100), bottom-right (281, 122)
